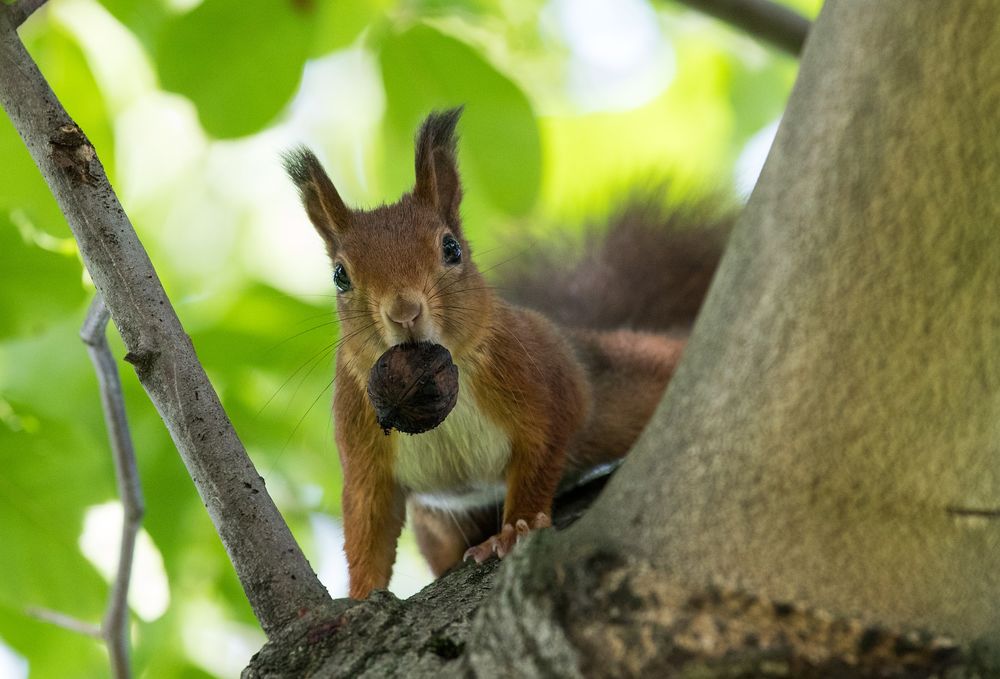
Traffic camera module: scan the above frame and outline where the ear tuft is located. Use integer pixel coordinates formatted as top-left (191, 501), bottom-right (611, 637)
top-left (414, 107), bottom-right (464, 224)
top-left (415, 107), bottom-right (462, 163)
top-left (283, 146), bottom-right (351, 246)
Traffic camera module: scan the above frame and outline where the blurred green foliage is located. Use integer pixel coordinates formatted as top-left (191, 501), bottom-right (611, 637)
top-left (380, 24), bottom-right (541, 214)
top-left (0, 0), bottom-right (820, 675)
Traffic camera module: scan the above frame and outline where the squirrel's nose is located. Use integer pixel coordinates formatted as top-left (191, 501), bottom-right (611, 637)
top-left (386, 297), bottom-right (422, 329)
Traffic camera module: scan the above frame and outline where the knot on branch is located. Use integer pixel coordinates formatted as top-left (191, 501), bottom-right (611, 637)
top-left (123, 348), bottom-right (160, 378)
top-left (50, 124), bottom-right (97, 184)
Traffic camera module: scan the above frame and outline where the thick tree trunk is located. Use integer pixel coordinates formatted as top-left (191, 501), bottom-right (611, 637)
top-left (555, 0), bottom-right (1000, 641)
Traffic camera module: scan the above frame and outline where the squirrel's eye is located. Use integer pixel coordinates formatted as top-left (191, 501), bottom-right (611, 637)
top-left (442, 235), bottom-right (462, 265)
top-left (333, 263), bottom-right (352, 293)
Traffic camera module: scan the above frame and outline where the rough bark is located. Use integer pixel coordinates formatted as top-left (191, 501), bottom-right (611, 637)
top-left (0, 10), bottom-right (334, 636)
top-left (245, 476), bottom-right (997, 678)
top-left (563, 0), bottom-right (1000, 642)
top-left (244, 470), bottom-right (612, 677)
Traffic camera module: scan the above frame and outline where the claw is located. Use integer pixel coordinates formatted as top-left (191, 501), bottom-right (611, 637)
top-left (515, 519), bottom-right (533, 546)
top-left (464, 512), bottom-right (553, 564)
top-left (463, 536), bottom-right (497, 564)
top-left (495, 523), bottom-right (516, 558)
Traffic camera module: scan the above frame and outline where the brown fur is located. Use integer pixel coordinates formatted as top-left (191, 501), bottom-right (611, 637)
top-left (501, 203), bottom-right (729, 334)
top-left (284, 110), bottom-right (720, 598)
top-left (407, 501), bottom-right (496, 576)
top-left (333, 361), bottom-right (404, 598)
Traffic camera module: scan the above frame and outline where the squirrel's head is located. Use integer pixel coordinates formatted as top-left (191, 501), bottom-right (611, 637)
top-left (284, 107), bottom-right (491, 372)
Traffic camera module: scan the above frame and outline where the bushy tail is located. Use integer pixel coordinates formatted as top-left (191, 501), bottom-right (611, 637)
top-left (498, 202), bottom-right (731, 334)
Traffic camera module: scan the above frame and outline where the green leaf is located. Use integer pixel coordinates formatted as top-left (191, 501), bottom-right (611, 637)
top-left (728, 57), bottom-right (797, 144)
top-left (156, 0), bottom-right (314, 138)
top-left (395, 0), bottom-right (493, 16)
top-left (0, 406), bottom-right (110, 621)
top-left (0, 213), bottom-right (85, 340)
top-left (94, 0), bottom-right (173, 49)
top-left (309, 0), bottom-right (390, 57)
top-left (186, 285), bottom-right (341, 492)
top-left (379, 23), bottom-right (541, 215)
top-left (0, 604), bottom-right (107, 679)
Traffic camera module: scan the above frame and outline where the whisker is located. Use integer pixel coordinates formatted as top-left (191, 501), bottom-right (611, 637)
top-left (445, 507), bottom-right (471, 548)
top-left (434, 310), bottom-right (480, 339)
top-left (435, 303), bottom-right (484, 314)
top-left (424, 266), bottom-right (454, 300)
top-left (257, 342), bottom-right (338, 416)
top-left (428, 247), bottom-right (529, 302)
top-left (290, 310), bottom-right (339, 325)
top-left (431, 308), bottom-right (478, 336)
top-left (284, 327), bottom-right (380, 444)
top-left (426, 266), bottom-right (485, 300)
top-left (256, 320), bottom-right (379, 415)
top-left (284, 340), bottom-right (342, 414)
top-left (430, 286), bottom-right (506, 300)
top-left (497, 322), bottom-right (545, 382)
top-left (476, 249), bottom-right (531, 278)
top-left (261, 320), bottom-right (339, 354)
top-left (439, 309), bottom-right (533, 414)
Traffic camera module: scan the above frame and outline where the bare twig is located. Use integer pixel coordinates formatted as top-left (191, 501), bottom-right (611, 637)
top-left (27, 298), bottom-right (144, 677)
top-left (26, 607), bottom-right (102, 639)
top-left (7, 0), bottom-right (48, 27)
top-left (0, 11), bottom-right (335, 635)
top-left (673, 0), bottom-right (811, 55)
top-left (80, 295), bottom-right (142, 679)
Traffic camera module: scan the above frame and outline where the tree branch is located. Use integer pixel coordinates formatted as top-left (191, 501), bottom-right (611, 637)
top-left (673, 0), bottom-right (810, 55)
top-left (0, 12), bottom-right (334, 635)
top-left (245, 471), bottom-right (982, 677)
top-left (26, 607), bottom-right (102, 639)
top-left (7, 0), bottom-right (48, 28)
top-left (30, 295), bottom-right (159, 677)
top-left (80, 295), bottom-right (141, 679)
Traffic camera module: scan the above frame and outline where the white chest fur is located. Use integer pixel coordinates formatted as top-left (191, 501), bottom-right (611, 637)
top-left (393, 373), bottom-right (511, 502)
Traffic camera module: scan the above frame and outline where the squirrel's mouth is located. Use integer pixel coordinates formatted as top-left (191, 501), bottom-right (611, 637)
top-left (383, 324), bottom-right (441, 351)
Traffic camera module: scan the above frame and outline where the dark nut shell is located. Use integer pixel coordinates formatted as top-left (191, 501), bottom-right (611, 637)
top-left (367, 342), bottom-right (459, 435)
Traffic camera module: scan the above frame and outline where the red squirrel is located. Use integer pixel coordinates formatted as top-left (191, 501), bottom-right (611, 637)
top-left (285, 108), bottom-right (723, 599)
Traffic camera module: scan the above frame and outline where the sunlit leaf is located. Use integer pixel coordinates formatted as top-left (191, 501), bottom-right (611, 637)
top-left (379, 23), bottom-right (541, 215)
top-left (309, 0), bottom-right (391, 57)
top-left (728, 56), bottom-right (796, 147)
top-left (0, 406), bottom-right (110, 620)
top-left (0, 604), bottom-right (107, 679)
top-left (156, 0), bottom-right (313, 138)
top-left (94, 0), bottom-right (173, 49)
top-left (0, 214), bottom-right (84, 340)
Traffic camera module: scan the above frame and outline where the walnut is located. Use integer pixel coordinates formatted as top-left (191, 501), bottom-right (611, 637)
top-left (367, 343), bottom-right (459, 434)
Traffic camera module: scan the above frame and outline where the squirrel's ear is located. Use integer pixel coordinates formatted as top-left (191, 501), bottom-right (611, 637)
top-left (283, 147), bottom-right (352, 246)
top-left (414, 107), bottom-right (463, 225)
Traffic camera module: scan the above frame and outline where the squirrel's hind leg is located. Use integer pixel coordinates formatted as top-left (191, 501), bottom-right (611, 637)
top-left (408, 499), bottom-right (497, 576)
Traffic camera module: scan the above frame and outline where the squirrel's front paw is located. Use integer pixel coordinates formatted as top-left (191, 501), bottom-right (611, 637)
top-left (463, 512), bottom-right (551, 564)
